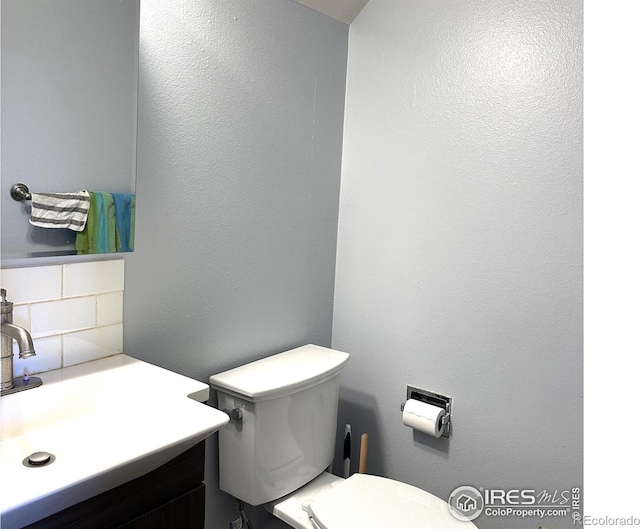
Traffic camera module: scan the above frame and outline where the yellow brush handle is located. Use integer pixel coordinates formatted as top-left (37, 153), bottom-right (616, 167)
top-left (359, 433), bottom-right (369, 474)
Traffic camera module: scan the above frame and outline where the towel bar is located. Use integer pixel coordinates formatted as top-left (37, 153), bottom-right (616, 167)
top-left (10, 183), bottom-right (32, 201)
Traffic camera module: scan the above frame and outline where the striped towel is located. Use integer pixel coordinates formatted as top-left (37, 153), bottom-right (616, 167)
top-left (29, 190), bottom-right (91, 232)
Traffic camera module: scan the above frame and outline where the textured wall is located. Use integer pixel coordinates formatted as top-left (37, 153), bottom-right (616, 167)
top-left (332, 1), bottom-right (582, 528)
top-left (124, 1), bottom-right (347, 526)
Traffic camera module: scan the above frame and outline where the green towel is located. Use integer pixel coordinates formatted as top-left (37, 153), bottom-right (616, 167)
top-left (98, 192), bottom-right (117, 253)
top-left (75, 191), bottom-right (118, 254)
top-left (75, 192), bottom-right (97, 254)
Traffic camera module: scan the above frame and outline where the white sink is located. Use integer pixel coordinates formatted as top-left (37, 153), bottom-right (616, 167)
top-left (0, 354), bottom-right (229, 529)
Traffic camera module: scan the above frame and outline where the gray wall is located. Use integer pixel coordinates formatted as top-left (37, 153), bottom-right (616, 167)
top-left (124, 1), bottom-right (347, 527)
top-left (126, 0), bottom-right (582, 528)
top-left (332, 1), bottom-right (582, 529)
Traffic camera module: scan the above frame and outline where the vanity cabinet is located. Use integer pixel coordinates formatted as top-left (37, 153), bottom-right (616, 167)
top-left (23, 441), bottom-right (206, 529)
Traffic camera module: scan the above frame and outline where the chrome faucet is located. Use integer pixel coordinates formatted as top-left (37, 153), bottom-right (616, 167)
top-left (1, 288), bottom-right (41, 396)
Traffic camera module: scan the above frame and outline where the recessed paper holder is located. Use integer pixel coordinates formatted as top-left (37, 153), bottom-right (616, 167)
top-left (401, 385), bottom-right (452, 438)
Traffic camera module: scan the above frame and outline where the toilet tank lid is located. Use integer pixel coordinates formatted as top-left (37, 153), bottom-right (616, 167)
top-left (209, 344), bottom-right (350, 402)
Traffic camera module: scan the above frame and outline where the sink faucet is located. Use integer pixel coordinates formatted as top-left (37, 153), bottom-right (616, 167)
top-left (1, 288), bottom-right (37, 393)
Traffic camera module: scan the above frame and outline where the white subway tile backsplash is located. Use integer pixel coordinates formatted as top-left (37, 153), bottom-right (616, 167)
top-left (63, 324), bottom-right (123, 367)
top-left (97, 292), bottom-right (123, 326)
top-left (2, 260), bottom-right (125, 375)
top-left (13, 336), bottom-right (63, 378)
top-left (31, 296), bottom-right (96, 339)
top-left (0, 266), bottom-right (62, 304)
top-left (11, 304), bottom-right (30, 329)
top-left (63, 259), bottom-right (125, 298)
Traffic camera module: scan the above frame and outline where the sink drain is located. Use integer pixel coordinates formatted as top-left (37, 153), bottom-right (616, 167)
top-left (23, 451), bottom-right (56, 468)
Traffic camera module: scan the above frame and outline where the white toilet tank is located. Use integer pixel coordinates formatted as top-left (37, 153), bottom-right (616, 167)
top-left (209, 344), bottom-right (350, 506)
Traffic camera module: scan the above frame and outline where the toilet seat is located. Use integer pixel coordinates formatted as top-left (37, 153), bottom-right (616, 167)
top-left (306, 474), bottom-right (477, 529)
top-left (266, 472), bottom-right (344, 529)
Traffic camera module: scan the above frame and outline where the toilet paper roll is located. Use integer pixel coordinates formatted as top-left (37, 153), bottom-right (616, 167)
top-left (402, 399), bottom-right (446, 438)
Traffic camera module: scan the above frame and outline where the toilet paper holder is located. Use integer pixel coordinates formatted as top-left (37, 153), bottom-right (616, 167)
top-left (401, 385), bottom-right (452, 438)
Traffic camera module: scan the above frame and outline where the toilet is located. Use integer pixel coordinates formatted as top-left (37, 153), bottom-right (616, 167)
top-left (209, 344), bottom-right (477, 529)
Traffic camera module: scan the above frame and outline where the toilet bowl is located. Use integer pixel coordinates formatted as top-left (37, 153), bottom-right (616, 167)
top-left (210, 344), bottom-right (477, 529)
top-left (266, 471), bottom-right (475, 529)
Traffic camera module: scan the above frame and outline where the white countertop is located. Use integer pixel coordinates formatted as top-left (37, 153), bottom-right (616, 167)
top-left (0, 354), bottom-right (229, 529)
